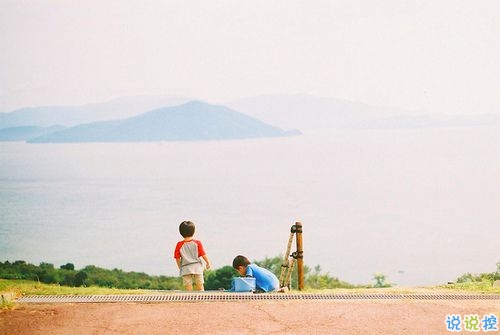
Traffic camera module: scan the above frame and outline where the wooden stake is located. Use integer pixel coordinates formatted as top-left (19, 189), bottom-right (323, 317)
top-left (279, 229), bottom-right (296, 287)
top-left (295, 221), bottom-right (304, 290)
top-left (284, 258), bottom-right (296, 288)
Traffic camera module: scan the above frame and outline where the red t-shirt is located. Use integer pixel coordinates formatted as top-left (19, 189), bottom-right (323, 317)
top-left (174, 239), bottom-right (206, 260)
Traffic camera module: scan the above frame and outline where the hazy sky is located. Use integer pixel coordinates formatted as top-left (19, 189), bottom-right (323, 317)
top-left (1, 1), bottom-right (499, 114)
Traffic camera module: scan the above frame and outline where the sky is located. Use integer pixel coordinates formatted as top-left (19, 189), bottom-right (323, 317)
top-left (1, 0), bottom-right (500, 115)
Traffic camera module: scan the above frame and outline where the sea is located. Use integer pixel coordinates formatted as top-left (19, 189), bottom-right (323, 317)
top-left (1, 127), bottom-right (499, 287)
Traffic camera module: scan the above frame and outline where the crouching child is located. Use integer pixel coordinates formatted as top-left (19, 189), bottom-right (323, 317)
top-left (232, 255), bottom-right (280, 292)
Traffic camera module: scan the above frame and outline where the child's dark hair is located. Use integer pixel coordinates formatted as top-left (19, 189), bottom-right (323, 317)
top-left (179, 220), bottom-right (195, 238)
top-left (232, 255), bottom-right (250, 269)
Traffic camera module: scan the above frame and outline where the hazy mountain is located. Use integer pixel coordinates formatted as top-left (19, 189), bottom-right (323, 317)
top-left (0, 95), bottom-right (190, 128)
top-left (227, 94), bottom-right (408, 130)
top-left (228, 94), bottom-right (500, 129)
top-left (0, 125), bottom-right (65, 141)
top-left (348, 111), bottom-right (500, 129)
top-left (28, 101), bottom-right (299, 143)
top-left (5, 93), bottom-right (497, 133)
top-left (441, 113), bottom-right (500, 127)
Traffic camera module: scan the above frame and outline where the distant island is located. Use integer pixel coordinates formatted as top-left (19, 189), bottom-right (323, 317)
top-left (0, 125), bottom-right (65, 141)
top-left (2, 95), bottom-right (498, 142)
top-left (26, 101), bottom-right (300, 143)
top-left (0, 95), bottom-right (190, 128)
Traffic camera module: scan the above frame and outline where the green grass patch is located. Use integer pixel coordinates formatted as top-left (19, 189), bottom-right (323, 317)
top-left (2, 278), bottom-right (498, 305)
top-left (438, 281), bottom-right (500, 293)
top-left (297, 282), bottom-right (500, 294)
top-left (0, 279), bottom-right (148, 298)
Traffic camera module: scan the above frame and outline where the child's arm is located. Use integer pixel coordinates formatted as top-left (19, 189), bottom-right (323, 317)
top-left (175, 258), bottom-right (181, 269)
top-left (202, 255), bottom-right (211, 270)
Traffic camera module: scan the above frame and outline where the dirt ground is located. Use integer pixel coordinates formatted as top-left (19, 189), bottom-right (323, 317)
top-left (1, 299), bottom-right (499, 335)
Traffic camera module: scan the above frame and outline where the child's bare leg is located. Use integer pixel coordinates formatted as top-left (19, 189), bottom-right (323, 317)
top-left (194, 274), bottom-right (204, 291)
top-left (183, 275), bottom-right (193, 291)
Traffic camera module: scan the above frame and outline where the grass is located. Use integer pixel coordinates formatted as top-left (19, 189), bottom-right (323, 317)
top-left (301, 286), bottom-right (500, 295)
top-left (293, 281), bottom-right (500, 294)
top-left (1, 292), bottom-right (16, 309)
top-left (438, 281), bottom-right (500, 293)
top-left (1, 278), bottom-right (499, 308)
top-left (0, 279), bottom-right (148, 299)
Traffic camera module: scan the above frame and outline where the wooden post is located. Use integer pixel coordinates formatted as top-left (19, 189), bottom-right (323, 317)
top-left (279, 229), bottom-right (296, 287)
top-left (295, 221), bottom-right (304, 290)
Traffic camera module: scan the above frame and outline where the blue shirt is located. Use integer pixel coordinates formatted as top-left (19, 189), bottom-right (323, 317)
top-left (246, 264), bottom-right (280, 292)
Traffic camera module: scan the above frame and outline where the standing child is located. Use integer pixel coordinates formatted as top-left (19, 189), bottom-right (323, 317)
top-left (232, 255), bottom-right (280, 292)
top-left (174, 220), bottom-right (211, 291)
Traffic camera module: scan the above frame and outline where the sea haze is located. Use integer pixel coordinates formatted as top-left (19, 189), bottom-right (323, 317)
top-left (0, 127), bottom-right (498, 286)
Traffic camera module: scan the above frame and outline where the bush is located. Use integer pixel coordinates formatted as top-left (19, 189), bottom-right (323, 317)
top-left (0, 261), bottom-right (182, 290)
top-left (456, 262), bottom-right (500, 284)
top-left (205, 266), bottom-right (235, 290)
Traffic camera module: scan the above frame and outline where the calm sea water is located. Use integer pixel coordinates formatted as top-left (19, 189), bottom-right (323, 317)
top-left (1, 127), bottom-right (499, 286)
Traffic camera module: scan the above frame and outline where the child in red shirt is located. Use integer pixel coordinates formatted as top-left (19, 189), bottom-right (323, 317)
top-left (174, 220), bottom-right (211, 290)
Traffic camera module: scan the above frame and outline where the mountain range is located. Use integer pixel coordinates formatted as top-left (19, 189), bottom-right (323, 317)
top-left (1, 94), bottom-right (498, 143)
top-left (26, 101), bottom-right (298, 143)
top-left (0, 125), bottom-right (66, 142)
top-left (0, 95), bottom-right (190, 128)
top-left (228, 94), bottom-right (500, 130)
